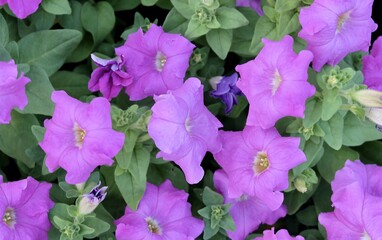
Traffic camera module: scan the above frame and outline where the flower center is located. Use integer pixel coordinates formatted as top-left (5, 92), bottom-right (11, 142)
top-left (146, 217), bottom-right (162, 235)
top-left (3, 208), bottom-right (16, 228)
top-left (155, 52), bottom-right (167, 72)
top-left (336, 11), bottom-right (351, 33)
top-left (185, 116), bottom-right (192, 132)
top-left (236, 194), bottom-right (249, 202)
top-left (73, 123), bottom-right (86, 148)
top-left (361, 232), bottom-right (371, 240)
top-left (253, 151), bottom-right (270, 175)
top-left (271, 69), bottom-right (282, 95)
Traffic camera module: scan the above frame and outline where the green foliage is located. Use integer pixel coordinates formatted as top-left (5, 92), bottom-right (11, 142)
top-left (42, 0), bottom-right (72, 15)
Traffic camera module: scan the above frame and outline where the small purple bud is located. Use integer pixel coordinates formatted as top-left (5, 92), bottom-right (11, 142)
top-left (78, 182), bottom-right (108, 215)
top-left (210, 73), bottom-right (243, 113)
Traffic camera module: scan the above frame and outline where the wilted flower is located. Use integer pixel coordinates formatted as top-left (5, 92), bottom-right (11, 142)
top-left (214, 170), bottom-right (287, 240)
top-left (213, 126), bottom-right (306, 210)
top-left (0, 60), bottom-right (30, 124)
top-left (0, 177), bottom-right (54, 240)
top-left (148, 78), bottom-right (222, 184)
top-left (298, 0), bottom-right (377, 71)
top-left (319, 160), bottom-right (382, 239)
top-left (89, 54), bottom-right (133, 101)
top-left (40, 91), bottom-right (125, 184)
top-left (116, 24), bottom-right (195, 100)
top-left (210, 73), bottom-right (243, 113)
top-left (0, 0), bottom-right (42, 19)
top-left (236, 0), bottom-right (263, 16)
top-left (115, 180), bottom-right (204, 240)
top-left (363, 36), bottom-right (382, 91)
top-left (254, 228), bottom-right (304, 240)
top-left (236, 35), bottom-right (315, 129)
top-left (78, 182), bottom-right (108, 215)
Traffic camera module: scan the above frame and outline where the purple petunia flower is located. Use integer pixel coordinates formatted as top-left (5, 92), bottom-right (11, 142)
top-left (236, 35), bottom-right (315, 129)
top-left (213, 126), bottom-right (306, 210)
top-left (319, 160), bottom-right (382, 239)
top-left (236, 0), bottom-right (263, 16)
top-left (78, 181), bottom-right (108, 215)
top-left (254, 228), bottom-right (304, 240)
top-left (88, 54), bottom-right (133, 101)
top-left (298, 0), bottom-right (377, 71)
top-left (0, 177), bottom-right (54, 240)
top-left (148, 78), bottom-right (222, 184)
top-left (115, 180), bottom-right (204, 240)
top-left (210, 73), bottom-right (243, 114)
top-left (0, 0), bottom-right (42, 19)
top-left (39, 91), bottom-right (125, 184)
top-left (363, 37), bottom-right (382, 91)
top-left (0, 60), bottom-right (30, 124)
top-left (214, 170), bottom-right (287, 240)
top-left (116, 24), bottom-right (195, 101)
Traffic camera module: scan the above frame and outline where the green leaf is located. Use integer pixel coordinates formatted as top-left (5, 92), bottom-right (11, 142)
top-left (66, 32), bottom-right (94, 63)
top-left (50, 71), bottom-right (91, 99)
top-left (142, 0), bottom-right (158, 6)
top-left (276, 11), bottom-right (300, 37)
top-left (318, 113), bottom-right (344, 150)
top-left (275, 0), bottom-right (301, 12)
top-left (202, 187), bottom-right (224, 205)
top-left (0, 112), bottom-right (39, 168)
top-left (317, 145), bottom-right (359, 183)
top-left (42, 0), bottom-right (72, 15)
top-left (185, 17), bottom-right (210, 39)
top-left (18, 29), bottom-right (82, 76)
top-left (215, 7), bottom-right (249, 29)
top-left (0, 13), bottom-right (9, 46)
top-left (296, 206), bottom-right (318, 226)
top-left (163, 8), bottom-right (188, 34)
top-left (303, 98), bottom-right (322, 128)
top-left (355, 141), bottom-right (382, 166)
top-left (5, 41), bottom-right (18, 61)
top-left (170, 0), bottom-right (194, 19)
top-left (22, 66), bottom-right (54, 116)
top-left (284, 178), bottom-right (319, 215)
top-left (342, 113), bottom-right (382, 146)
top-left (82, 217), bottom-right (110, 238)
top-left (115, 145), bottom-right (150, 210)
top-left (31, 125), bottom-right (46, 142)
top-left (293, 138), bottom-right (324, 175)
top-left (109, 0), bottom-right (140, 11)
top-left (321, 90), bottom-right (342, 121)
top-left (250, 16), bottom-right (278, 54)
top-left (300, 229), bottom-right (324, 240)
top-left (219, 214), bottom-right (235, 231)
top-left (115, 131), bottom-right (139, 169)
top-left (206, 29), bottom-right (233, 59)
top-left (81, 1), bottom-right (115, 45)
top-left (313, 180), bottom-right (333, 214)
top-left (57, 0), bottom-right (83, 32)
top-left (198, 207), bottom-right (212, 219)
top-left (203, 219), bottom-right (220, 239)
top-left (147, 162), bottom-right (189, 192)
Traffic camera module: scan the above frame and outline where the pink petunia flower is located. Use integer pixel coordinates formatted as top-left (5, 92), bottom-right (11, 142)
top-left (254, 228), bottom-right (304, 240)
top-left (363, 36), bottom-right (382, 91)
top-left (236, 35), bottom-right (315, 129)
top-left (319, 160), bottom-right (382, 239)
top-left (298, 0), bottom-right (377, 71)
top-left (236, 0), bottom-right (263, 16)
top-left (213, 126), bottom-right (306, 210)
top-left (148, 78), bottom-right (222, 184)
top-left (88, 54), bottom-right (133, 101)
top-left (116, 24), bottom-right (195, 101)
top-left (115, 180), bottom-right (204, 240)
top-left (0, 0), bottom-right (42, 19)
top-left (39, 91), bottom-right (125, 184)
top-left (0, 60), bottom-right (30, 124)
top-left (214, 170), bottom-right (287, 240)
top-left (0, 176), bottom-right (54, 240)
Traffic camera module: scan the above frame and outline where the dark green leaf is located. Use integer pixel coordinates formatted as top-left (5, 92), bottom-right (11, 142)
top-left (206, 29), bottom-right (233, 59)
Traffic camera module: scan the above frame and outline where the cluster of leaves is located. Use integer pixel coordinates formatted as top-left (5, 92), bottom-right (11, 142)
top-left (0, 0), bottom-right (381, 239)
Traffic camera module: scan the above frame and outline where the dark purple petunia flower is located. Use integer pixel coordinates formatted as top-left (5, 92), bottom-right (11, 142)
top-left (89, 54), bottom-right (133, 101)
top-left (210, 73), bottom-right (243, 114)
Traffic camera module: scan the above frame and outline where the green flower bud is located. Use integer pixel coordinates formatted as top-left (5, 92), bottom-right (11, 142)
top-left (352, 89), bottom-right (382, 108)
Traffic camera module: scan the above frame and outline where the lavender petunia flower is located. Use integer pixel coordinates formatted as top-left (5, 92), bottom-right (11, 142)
top-left (236, 35), bottom-right (315, 129)
top-left (210, 73), bottom-right (243, 114)
top-left (39, 91), bottom-right (125, 184)
top-left (254, 228), bottom-right (304, 240)
top-left (363, 37), bottom-right (382, 91)
top-left (0, 0), bottom-right (42, 19)
top-left (116, 24), bottom-right (195, 101)
top-left (214, 170), bottom-right (287, 240)
top-left (78, 181), bottom-right (108, 215)
top-left (298, 0), bottom-right (377, 71)
top-left (213, 126), bottom-right (306, 210)
top-left (236, 0), bottom-right (263, 16)
top-left (319, 160), bottom-right (382, 239)
top-left (89, 54), bottom-right (133, 101)
top-left (0, 60), bottom-right (30, 124)
top-left (0, 177), bottom-right (54, 240)
top-left (115, 180), bottom-right (204, 240)
top-left (148, 78), bottom-right (222, 184)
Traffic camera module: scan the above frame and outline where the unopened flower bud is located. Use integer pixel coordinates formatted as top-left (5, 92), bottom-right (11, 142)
top-left (365, 107), bottom-right (382, 126)
top-left (294, 177), bottom-right (308, 193)
top-left (209, 76), bottom-right (223, 90)
top-left (352, 89), bottom-right (382, 108)
top-left (78, 182), bottom-right (107, 215)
